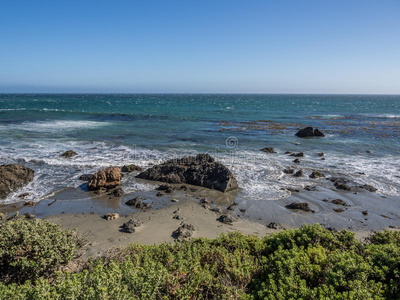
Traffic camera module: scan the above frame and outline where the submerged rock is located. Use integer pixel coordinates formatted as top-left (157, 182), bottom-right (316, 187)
top-left (79, 174), bottom-right (94, 181)
top-left (332, 199), bottom-right (350, 206)
top-left (310, 171), bottom-right (325, 179)
top-left (88, 167), bottom-right (121, 191)
top-left (285, 202), bottom-right (313, 212)
top-left (290, 152), bottom-right (304, 157)
top-left (295, 127), bottom-right (325, 138)
top-left (283, 168), bottom-right (295, 174)
top-left (359, 184), bottom-right (377, 192)
top-left (125, 196), bottom-right (152, 209)
top-left (156, 183), bottom-right (174, 193)
top-left (293, 170), bottom-right (303, 177)
top-left (136, 153), bottom-right (238, 192)
top-left (61, 150), bottom-right (78, 158)
top-left (0, 164), bottom-right (34, 199)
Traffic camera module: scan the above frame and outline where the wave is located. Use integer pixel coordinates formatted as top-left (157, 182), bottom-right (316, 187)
top-left (0, 120), bottom-right (112, 133)
top-left (0, 142), bottom-right (399, 204)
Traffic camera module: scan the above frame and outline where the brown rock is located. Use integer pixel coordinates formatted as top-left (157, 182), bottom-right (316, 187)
top-left (104, 213), bottom-right (119, 220)
top-left (0, 164), bottom-right (34, 199)
top-left (310, 171), bottom-right (325, 179)
top-left (87, 167), bottom-right (121, 191)
top-left (260, 147), bottom-right (276, 153)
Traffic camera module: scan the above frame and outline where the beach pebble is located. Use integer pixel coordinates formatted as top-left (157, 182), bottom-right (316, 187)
top-left (104, 213), bottom-right (119, 220)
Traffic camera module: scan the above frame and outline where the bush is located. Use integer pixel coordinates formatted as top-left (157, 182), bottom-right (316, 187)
top-left (0, 214), bottom-right (80, 284)
top-left (0, 220), bottom-right (399, 299)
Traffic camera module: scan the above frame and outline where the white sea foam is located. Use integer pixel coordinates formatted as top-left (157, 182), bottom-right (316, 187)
top-left (0, 120), bottom-right (111, 133)
top-left (0, 143), bottom-right (399, 204)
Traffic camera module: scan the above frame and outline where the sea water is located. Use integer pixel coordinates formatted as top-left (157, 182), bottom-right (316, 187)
top-left (0, 93), bottom-right (399, 204)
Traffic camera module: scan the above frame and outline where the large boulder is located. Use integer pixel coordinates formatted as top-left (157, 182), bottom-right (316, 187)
top-left (87, 167), bottom-right (121, 191)
top-left (0, 164), bottom-right (34, 199)
top-left (136, 153), bottom-right (238, 193)
top-left (295, 127), bottom-right (325, 138)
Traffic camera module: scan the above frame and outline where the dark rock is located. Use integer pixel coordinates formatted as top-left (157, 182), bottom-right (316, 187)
top-left (121, 164), bottom-right (142, 172)
top-left (260, 147), bottom-right (276, 153)
top-left (359, 184), bottom-right (377, 192)
top-left (310, 171), bottom-right (325, 179)
top-left (293, 170), bottom-right (303, 177)
top-left (24, 201), bottom-right (36, 206)
top-left (210, 207), bottom-right (223, 213)
top-left (362, 210), bottom-right (368, 216)
top-left (200, 198), bottom-right (210, 204)
top-left (293, 158), bottom-right (301, 164)
top-left (79, 174), bottom-right (94, 181)
top-left (332, 199), bottom-right (350, 206)
top-left (314, 129), bottom-right (325, 137)
top-left (108, 187), bottom-right (123, 197)
top-left (283, 168), bottom-right (295, 174)
top-left (267, 222), bottom-right (278, 229)
top-left (18, 192), bottom-right (31, 198)
top-left (335, 183), bottom-right (351, 191)
top-left (122, 219), bottom-right (142, 233)
top-left (333, 208), bottom-right (344, 213)
top-left (290, 152), bottom-right (304, 157)
top-left (217, 214), bottom-right (235, 224)
top-left (88, 167), bottom-right (121, 191)
top-left (125, 196), bottom-right (152, 209)
top-left (286, 187), bottom-right (300, 193)
top-left (285, 151), bottom-right (292, 154)
top-left (172, 223), bottom-right (195, 242)
top-left (322, 199), bottom-right (330, 202)
top-left (156, 192), bottom-right (163, 197)
top-left (304, 185), bottom-right (317, 191)
top-left (0, 164), bottom-right (35, 199)
top-left (136, 153), bottom-right (238, 193)
top-left (173, 215), bottom-right (183, 220)
top-left (328, 177), bottom-right (349, 184)
top-left (156, 184), bottom-right (174, 193)
top-left (61, 150), bottom-right (78, 158)
top-left (295, 127), bottom-right (325, 138)
top-left (285, 202), bottom-right (313, 212)
top-left (317, 153), bottom-right (324, 157)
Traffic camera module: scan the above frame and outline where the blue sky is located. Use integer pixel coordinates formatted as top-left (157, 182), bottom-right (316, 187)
top-left (1, 0), bottom-right (399, 93)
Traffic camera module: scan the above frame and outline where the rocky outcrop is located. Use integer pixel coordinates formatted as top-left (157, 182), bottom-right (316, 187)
top-left (87, 167), bottom-right (121, 191)
top-left (136, 154), bottom-right (238, 193)
top-left (217, 214), bottom-right (235, 224)
top-left (172, 223), bottom-right (195, 242)
top-left (121, 164), bottom-right (142, 173)
top-left (295, 127), bottom-right (325, 138)
top-left (0, 164), bottom-right (34, 199)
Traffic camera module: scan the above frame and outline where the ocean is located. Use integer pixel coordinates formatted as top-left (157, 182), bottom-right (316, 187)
top-left (1, 93), bottom-right (399, 204)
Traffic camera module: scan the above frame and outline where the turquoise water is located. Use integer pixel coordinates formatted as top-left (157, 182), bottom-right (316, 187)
top-left (1, 94), bottom-right (399, 203)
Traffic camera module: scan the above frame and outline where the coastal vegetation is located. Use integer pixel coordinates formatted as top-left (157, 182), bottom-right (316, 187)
top-left (1, 214), bottom-right (399, 299)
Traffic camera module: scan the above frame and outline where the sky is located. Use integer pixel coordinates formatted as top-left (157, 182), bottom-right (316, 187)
top-left (0, 0), bottom-right (399, 94)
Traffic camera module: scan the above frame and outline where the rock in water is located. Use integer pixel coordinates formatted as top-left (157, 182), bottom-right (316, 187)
top-left (285, 202), bottom-right (313, 212)
top-left (295, 127), bottom-right (325, 138)
top-left (260, 147), bottom-right (276, 153)
top-left (309, 171), bottom-right (325, 179)
top-left (61, 150), bottom-right (78, 158)
top-left (136, 153), bottom-right (238, 192)
top-left (121, 164), bottom-right (142, 172)
top-left (87, 167), bottom-right (121, 191)
top-left (0, 164), bottom-right (34, 199)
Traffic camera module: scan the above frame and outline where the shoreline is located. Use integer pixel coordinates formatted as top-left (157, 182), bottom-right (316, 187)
top-left (2, 179), bottom-right (399, 258)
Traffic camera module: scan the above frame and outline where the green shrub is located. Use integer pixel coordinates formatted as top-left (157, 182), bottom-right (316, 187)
top-left (0, 221), bottom-right (400, 299)
top-left (0, 215), bottom-right (80, 284)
